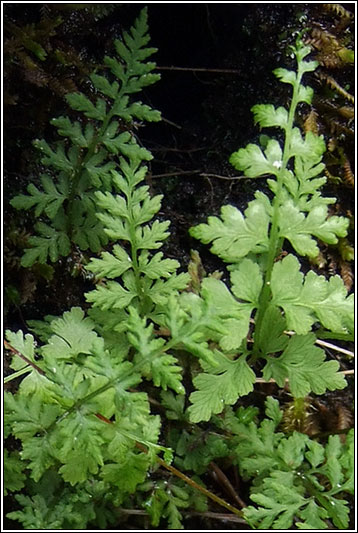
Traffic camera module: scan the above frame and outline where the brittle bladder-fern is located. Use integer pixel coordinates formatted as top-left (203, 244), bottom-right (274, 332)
top-left (187, 36), bottom-right (353, 423)
top-left (10, 7), bottom-right (161, 267)
top-left (5, 16), bottom-right (354, 530)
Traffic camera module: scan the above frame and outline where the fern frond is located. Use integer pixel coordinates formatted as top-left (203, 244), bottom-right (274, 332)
top-left (21, 220), bottom-right (71, 267)
top-left (228, 398), bottom-right (354, 530)
top-left (10, 7), bottom-right (161, 266)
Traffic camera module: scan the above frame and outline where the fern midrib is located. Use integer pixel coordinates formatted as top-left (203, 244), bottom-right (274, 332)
top-left (252, 66), bottom-right (305, 361)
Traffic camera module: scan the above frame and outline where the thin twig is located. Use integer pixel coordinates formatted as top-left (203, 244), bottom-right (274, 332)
top-left (149, 170), bottom-right (247, 180)
top-left (285, 330), bottom-right (354, 357)
top-left (255, 369), bottom-right (354, 384)
top-left (161, 117), bottom-right (182, 129)
top-left (149, 170), bottom-right (201, 179)
top-left (311, 338), bottom-right (353, 357)
top-left (200, 172), bottom-right (247, 180)
top-left (183, 511), bottom-right (247, 523)
top-left (249, 319), bottom-right (355, 358)
top-left (154, 452), bottom-right (243, 517)
top-left (117, 508), bottom-right (247, 524)
top-left (209, 461), bottom-right (247, 508)
top-left (95, 413), bottom-right (243, 518)
top-left (4, 365), bottom-right (32, 384)
top-left (116, 508), bottom-right (147, 516)
top-left (157, 66), bottom-right (241, 74)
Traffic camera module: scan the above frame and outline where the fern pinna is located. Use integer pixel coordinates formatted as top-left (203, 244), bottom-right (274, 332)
top-left (188, 36), bottom-right (353, 421)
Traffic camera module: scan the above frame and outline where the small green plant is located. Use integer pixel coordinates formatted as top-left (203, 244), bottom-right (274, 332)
top-left (5, 14), bottom-right (354, 530)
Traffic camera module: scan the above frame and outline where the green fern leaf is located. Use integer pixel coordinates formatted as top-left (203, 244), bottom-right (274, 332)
top-left (102, 131), bottom-right (153, 160)
top-left (10, 174), bottom-right (69, 218)
top-left (71, 200), bottom-right (109, 252)
top-left (4, 450), bottom-right (26, 495)
top-left (21, 221), bottom-right (71, 266)
top-left (229, 139), bottom-right (283, 178)
top-left (271, 254), bottom-right (354, 334)
top-left (296, 500), bottom-right (329, 529)
top-left (160, 390), bottom-right (186, 421)
top-left (297, 84), bottom-right (314, 104)
top-left (6, 472), bottom-right (103, 529)
top-left (33, 139), bottom-right (74, 172)
top-left (233, 397), bottom-right (353, 530)
top-left (5, 392), bottom-right (62, 440)
top-left (41, 308), bottom-right (98, 361)
top-left (20, 435), bottom-right (57, 482)
top-left (144, 481), bottom-right (189, 529)
top-left (262, 333), bottom-right (346, 397)
top-left (51, 117), bottom-right (88, 147)
top-left (244, 471), bottom-right (307, 529)
top-left (84, 150), bottom-right (117, 187)
top-left (319, 434), bottom-right (350, 490)
top-left (89, 73), bottom-right (119, 100)
top-left (127, 101), bottom-right (161, 121)
top-left (176, 431), bottom-right (228, 473)
top-left (290, 129), bottom-right (325, 162)
top-left (148, 273), bottom-right (191, 305)
top-left (230, 257), bottom-right (263, 303)
top-left (273, 67), bottom-right (297, 85)
top-left (86, 244), bottom-right (133, 278)
top-left (65, 92), bottom-right (107, 121)
top-left (126, 307), bottom-right (184, 393)
top-left (199, 276), bottom-right (253, 350)
top-left (251, 104), bottom-right (289, 129)
top-left (138, 251), bottom-right (180, 279)
top-left (86, 280), bottom-right (135, 310)
top-left (135, 220), bottom-right (171, 249)
top-left (190, 198), bottom-right (270, 262)
top-left (5, 329), bottom-right (53, 398)
top-left (7, 494), bottom-right (63, 529)
top-left (6, 330), bottom-right (36, 371)
top-left (278, 202), bottom-right (348, 257)
top-left (100, 450), bottom-right (150, 493)
top-left (188, 353), bottom-right (256, 422)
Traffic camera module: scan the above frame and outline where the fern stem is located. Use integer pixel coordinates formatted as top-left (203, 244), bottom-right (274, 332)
top-left (4, 365), bottom-right (32, 384)
top-left (300, 474), bottom-right (346, 529)
top-left (251, 64), bottom-right (304, 360)
top-left (154, 451), bottom-right (244, 518)
top-left (4, 340), bottom-right (46, 376)
top-left (95, 412), bottom-right (244, 518)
